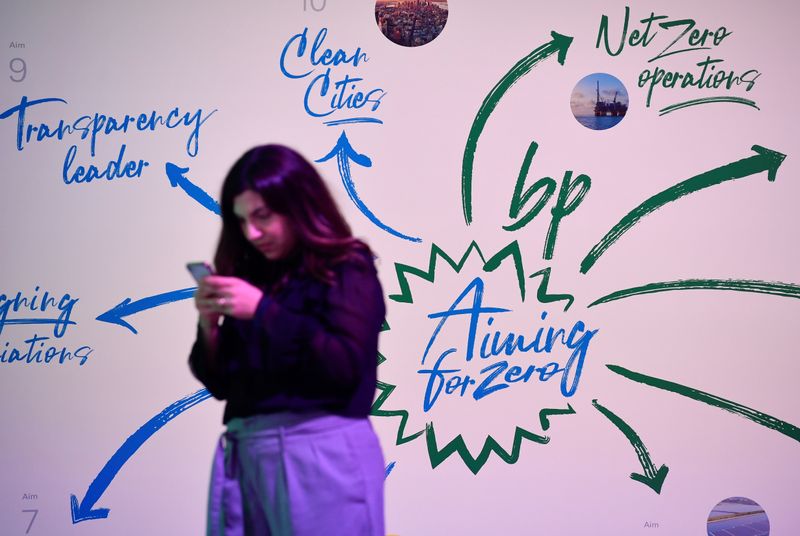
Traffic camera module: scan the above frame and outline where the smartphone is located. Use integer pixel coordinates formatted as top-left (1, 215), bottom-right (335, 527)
top-left (186, 261), bottom-right (215, 282)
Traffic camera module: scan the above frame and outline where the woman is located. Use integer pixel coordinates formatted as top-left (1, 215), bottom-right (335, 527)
top-left (189, 144), bottom-right (386, 535)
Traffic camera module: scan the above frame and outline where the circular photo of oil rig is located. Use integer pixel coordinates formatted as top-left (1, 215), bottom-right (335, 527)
top-left (570, 73), bottom-right (629, 130)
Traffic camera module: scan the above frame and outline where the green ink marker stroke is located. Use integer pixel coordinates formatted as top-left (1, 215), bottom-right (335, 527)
top-left (371, 321), bottom-right (425, 445)
top-left (580, 145), bottom-right (786, 274)
top-left (371, 380), bottom-right (424, 445)
top-left (539, 404), bottom-right (576, 431)
top-left (592, 399), bottom-right (669, 494)
top-left (461, 31), bottom-right (573, 225)
top-left (589, 278), bottom-right (800, 307)
top-left (530, 267), bottom-right (575, 311)
top-left (390, 241), bottom-right (527, 303)
top-left (607, 364), bottom-right (800, 442)
top-left (425, 422), bottom-right (549, 475)
top-left (659, 96), bottom-right (760, 116)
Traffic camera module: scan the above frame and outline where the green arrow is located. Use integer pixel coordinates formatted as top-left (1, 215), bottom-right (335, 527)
top-left (607, 364), bottom-right (800, 442)
top-left (580, 145), bottom-right (786, 274)
top-left (592, 399), bottom-right (669, 494)
top-left (461, 31), bottom-right (573, 225)
top-left (589, 278), bottom-right (800, 307)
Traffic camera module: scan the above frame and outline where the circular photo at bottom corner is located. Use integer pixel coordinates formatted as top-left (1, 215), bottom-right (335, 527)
top-left (707, 496), bottom-right (770, 536)
top-left (570, 72), bottom-right (629, 131)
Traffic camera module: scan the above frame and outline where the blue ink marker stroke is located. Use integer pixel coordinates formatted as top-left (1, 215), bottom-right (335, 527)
top-left (317, 131), bottom-right (421, 243)
top-left (323, 117), bottom-right (384, 127)
top-left (165, 162), bottom-right (221, 215)
top-left (384, 461), bottom-right (397, 479)
top-left (0, 318), bottom-right (77, 331)
top-left (70, 388), bottom-right (212, 524)
top-left (96, 287), bottom-right (197, 334)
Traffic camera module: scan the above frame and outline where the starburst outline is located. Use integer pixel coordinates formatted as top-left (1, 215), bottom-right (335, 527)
top-left (371, 239), bottom-right (579, 473)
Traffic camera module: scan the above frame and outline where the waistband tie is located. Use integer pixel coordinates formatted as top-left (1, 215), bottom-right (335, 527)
top-left (206, 412), bottom-right (365, 535)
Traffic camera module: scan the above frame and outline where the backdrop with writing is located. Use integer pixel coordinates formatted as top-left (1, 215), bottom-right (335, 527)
top-left (1, 1), bottom-right (798, 534)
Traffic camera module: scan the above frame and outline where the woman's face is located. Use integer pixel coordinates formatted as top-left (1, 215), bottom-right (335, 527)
top-left (233, 190), bottom-right (296, 261)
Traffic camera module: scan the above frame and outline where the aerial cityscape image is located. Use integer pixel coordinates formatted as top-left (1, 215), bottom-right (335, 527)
top-left (375, 0), bottom-right (448, 47)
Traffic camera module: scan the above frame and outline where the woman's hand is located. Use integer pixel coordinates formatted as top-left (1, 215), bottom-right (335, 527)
top-left (194, 277), bottom-right (222, 332)
top-left (195, 275), bottom-right (264, 321)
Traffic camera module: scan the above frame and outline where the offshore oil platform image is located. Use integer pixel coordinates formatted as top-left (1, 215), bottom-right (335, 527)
top-left (594, 80), bottom-right (628, 117)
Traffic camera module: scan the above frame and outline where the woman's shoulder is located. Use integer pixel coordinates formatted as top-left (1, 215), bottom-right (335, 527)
top-left (332, 243), bottom-right (377, 276)
top-left (279, 242), bottom-right (377, 295)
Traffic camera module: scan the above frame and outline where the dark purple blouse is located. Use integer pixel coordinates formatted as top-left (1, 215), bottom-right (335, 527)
top-left (189, 255), bottom-right (385, 424)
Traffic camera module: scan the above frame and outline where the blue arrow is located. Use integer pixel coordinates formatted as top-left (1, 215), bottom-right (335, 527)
top-left (96, 287), bottom-right (197, 334)
top-left (317, 131), bottom-right (422, 243)
top-left (165, 162), bottom-right (221, 215)
top-left (70, 388), bottom-right (212, 524)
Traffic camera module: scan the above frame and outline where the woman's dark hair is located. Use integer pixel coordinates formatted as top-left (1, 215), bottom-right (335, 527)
top-left (214, 144), bottom-right (370, 287)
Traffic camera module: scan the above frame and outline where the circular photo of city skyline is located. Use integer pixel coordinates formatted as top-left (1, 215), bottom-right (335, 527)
top-left (375, 0), bottom-right (448, 47)
top-left (570, 73), bottom-right (629, 131)
top-left (706, 496), bottom-right (769, 536)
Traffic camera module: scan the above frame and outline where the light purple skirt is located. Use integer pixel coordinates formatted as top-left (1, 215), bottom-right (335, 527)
top-left (207, 412), bottom-right (385, 536)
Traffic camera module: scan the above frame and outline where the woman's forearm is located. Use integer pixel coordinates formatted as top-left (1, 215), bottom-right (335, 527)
top-left (199, 316), bottom-right (220, 356)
